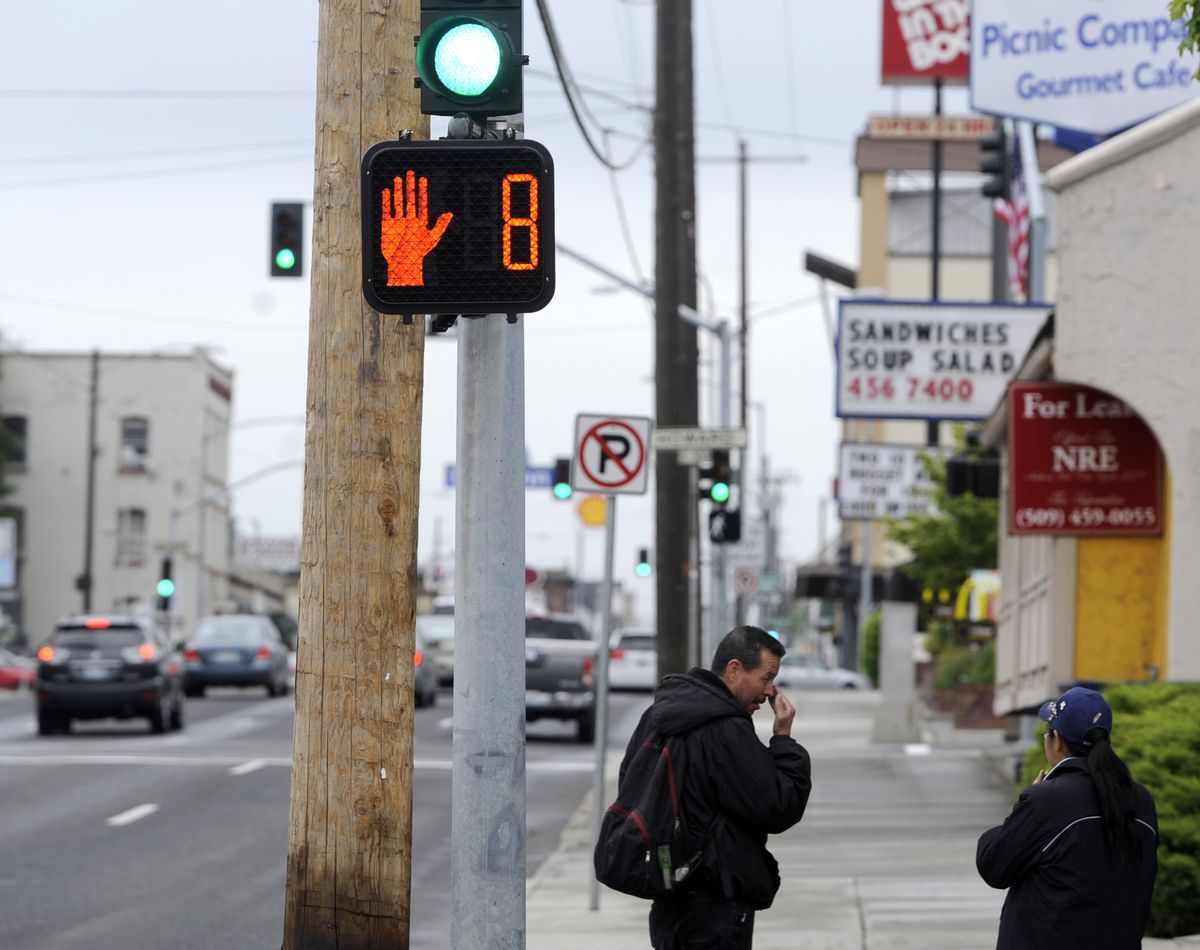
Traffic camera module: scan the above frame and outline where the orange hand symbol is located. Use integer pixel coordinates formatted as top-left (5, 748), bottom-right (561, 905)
top-left (381, 170), bottom-right (453, 287)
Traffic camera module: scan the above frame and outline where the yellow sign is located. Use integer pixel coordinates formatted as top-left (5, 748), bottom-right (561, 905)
top-left (577, 495), bottom-right (608, 527)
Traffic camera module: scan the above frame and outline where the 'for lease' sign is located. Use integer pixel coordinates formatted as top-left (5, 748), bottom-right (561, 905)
top-left (835, 300), bottom-right (1050, 421)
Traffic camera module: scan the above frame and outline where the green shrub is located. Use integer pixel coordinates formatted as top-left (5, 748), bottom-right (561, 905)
top-left (860, 610), bottom-right (881, 687)
top-left (933, 642), bottom-right (994, 689)
top-left (924, 618), bottom-right (953, 657)
top-left (1014, 682), bottom-right (1200, 938)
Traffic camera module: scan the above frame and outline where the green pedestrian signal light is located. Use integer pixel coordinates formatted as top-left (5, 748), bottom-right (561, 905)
top-left (156, 578), bottom-right (176, 599)
top-left (552, 457), bottom-right (572, 501)
top-left (417, 1), bottom-right (525, 117)
top-left (635, 547), bottom-right (652, 578)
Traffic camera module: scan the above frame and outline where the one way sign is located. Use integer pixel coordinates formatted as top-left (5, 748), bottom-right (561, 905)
top-left (571, 413), bottom-right (652, 496)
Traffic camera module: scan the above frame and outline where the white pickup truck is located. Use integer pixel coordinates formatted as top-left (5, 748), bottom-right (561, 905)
top-left (524, 614), bottom-right (598, 742)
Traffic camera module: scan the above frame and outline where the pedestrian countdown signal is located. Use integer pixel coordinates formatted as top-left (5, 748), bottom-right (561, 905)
top-left (361, 140), bottom-right (555, 316)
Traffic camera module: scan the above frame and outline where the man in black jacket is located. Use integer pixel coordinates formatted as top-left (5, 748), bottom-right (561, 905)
top-left (619, 625), bottom-right (812, 950)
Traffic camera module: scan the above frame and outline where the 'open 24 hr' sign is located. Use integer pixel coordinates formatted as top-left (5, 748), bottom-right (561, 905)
top-left (361, 139), bottom-right (556, 317)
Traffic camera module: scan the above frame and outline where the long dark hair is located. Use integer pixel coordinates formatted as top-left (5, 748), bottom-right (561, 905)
top-left (1064, 726), bottom-right (1138, 863)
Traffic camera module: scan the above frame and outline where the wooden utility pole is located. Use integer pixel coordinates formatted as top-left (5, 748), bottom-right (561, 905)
top-left (283, 2), bottom-right (426, 947)
top-left (654, 0), bottom-right (700, 677)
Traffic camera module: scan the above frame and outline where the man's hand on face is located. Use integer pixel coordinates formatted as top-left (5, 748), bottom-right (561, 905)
top-left (768, 689), bottom-right (795, 737)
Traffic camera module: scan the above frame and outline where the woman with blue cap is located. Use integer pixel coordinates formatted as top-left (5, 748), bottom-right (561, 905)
top-left (976, 686), bottom-right (1158, 949)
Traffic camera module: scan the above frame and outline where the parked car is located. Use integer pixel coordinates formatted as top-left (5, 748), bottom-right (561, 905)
top-left (525, 614), bottom-right (597, 742)
top-left (35, 615), bottom-right (185, 735)
top-left (416, 613), bottom-right (455, 686)
top-left (0, 646), bottom-right (36, 690)
top-left (413, 627), bottom-right (438, 708)
top-left (607, 628), bottom-right (657, 691)
top-left (182, 614), bottom-right (290, 697)
top-left (773, 653), bottom-right (870, 690)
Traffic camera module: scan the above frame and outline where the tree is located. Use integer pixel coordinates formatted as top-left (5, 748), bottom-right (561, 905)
top-left (1170, 1), bottom-right (1200, 77)
top-left (885, 437), bottom-right (998, 595)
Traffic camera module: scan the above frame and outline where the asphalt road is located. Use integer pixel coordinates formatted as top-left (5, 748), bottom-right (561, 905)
top-left (0, 683), bottom-right (650, 950)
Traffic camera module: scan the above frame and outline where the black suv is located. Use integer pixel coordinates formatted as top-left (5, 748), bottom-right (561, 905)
top-left (36, 615), bottom-right (186, 735)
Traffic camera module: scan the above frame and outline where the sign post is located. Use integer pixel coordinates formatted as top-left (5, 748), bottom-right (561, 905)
top-left (571, 413), bottom-right (652, 912)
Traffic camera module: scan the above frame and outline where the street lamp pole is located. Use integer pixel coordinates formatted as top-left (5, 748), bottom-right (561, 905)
top-left (195, 416), bottom-right (304, 623)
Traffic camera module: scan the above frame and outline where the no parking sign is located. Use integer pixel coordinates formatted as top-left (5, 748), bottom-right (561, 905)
top-left (571, 414), bottom-right (652, 496)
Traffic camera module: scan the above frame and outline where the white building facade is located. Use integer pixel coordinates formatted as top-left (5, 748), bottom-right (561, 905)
top-left (0, 348), bottom-right (233, 644)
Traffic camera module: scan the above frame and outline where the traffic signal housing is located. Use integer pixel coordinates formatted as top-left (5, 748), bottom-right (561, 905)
top-left (698, 450), bottom-right (733, 506)
top-left (709, 508), bottom-right (741, 545)
top-left (635, 547), bottom-right (652, 578)
top-left (270, 202), bottom-right (304, 277)
top-left (156, 557), bottom-right (175, 612)
top-left (552, 457), bottom-right (572, 500)
top-left (979, 124), bottom-right (1010, 201)
top-left (416, 0), bottom-right (525, 118)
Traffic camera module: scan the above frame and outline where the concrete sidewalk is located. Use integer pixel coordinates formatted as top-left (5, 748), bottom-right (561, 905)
top-left (526, 690), bottom-right (1193, 949)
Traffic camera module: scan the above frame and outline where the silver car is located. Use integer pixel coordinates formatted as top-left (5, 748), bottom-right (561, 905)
top-left (416, 613), bottom-right (455, 686)
top-left (773, 653), bottom-right (870, 690)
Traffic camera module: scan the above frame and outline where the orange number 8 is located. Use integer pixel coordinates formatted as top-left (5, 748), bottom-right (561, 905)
top-left (502, 173), bottom-right (539, 271)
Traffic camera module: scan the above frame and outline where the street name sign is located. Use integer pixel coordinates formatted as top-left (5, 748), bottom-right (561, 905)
top-left (652, 427), bottom-right (747, 451)
top-left (571, 414), bottom-right (653, 496)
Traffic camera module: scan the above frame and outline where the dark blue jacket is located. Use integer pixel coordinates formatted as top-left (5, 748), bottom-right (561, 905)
top-left (976, 758), bottom-right (1157, 950)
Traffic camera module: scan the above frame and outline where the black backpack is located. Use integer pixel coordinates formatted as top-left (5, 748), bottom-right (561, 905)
top-left (593, 731), bottom-right (706, 899)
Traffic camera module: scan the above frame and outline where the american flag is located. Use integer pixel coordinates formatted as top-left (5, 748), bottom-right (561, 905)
top-left (993, 126), bottom-right (1029, 299)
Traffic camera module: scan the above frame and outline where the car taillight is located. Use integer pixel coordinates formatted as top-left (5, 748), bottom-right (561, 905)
top-left (414, 650), bottom-right (424, 667)
top-left (255, 646), bottom-right (273, 660)
top-left (184, 648), bottom-right (200, 662)
top-left (609, 649), bottom-right (625, 661)
top-left (37, 645), bottom-right (67, 664)
top-left (84, 617), bottom-right (112, 629)
top-left (122, 644), bottom-right (159, 664)
top-left (582, 655), bottom-right (594, 689)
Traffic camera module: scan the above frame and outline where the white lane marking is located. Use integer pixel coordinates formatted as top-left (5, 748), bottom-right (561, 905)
top-left (437, 717), bottom-right (454, 730)
top-left (106, 803), bottom-right (159, 827)
top-left (904, 743), bottom-right (932, 756)
top-left (0, 754), bottom-right (595, 774)
top-left (229, 758), bottom-right (267, 776)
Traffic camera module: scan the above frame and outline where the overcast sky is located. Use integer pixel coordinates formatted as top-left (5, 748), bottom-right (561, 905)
top-left (0, 1), bottom-right (979, 623)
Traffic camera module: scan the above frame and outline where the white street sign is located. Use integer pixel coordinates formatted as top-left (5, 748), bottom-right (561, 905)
top-left (970, 1), bottom-right (1200, 136)
top-left (838, 443), bottom-right (944, 522)
top-left (836, 299), bottom-right (1050, 421)
top-left (676, 449), bottom-right (712, 466)
top-left (571, 414), bottom-right (653, 496)
top-left (652, 427), bottom-right (747, 451)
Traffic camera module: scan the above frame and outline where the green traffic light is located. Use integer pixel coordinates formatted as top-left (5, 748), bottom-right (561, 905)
top-left (156, 578), bottom-right (176, 599)
top-left (274, 248), bottom-right (296, 271)
top-left (709, 481), bottom-right (731, 504)
top-left (635, 562), bottom-right (652, 578)
top-left (433, 23), bottom-right (502, 97)
top-left (553, 482), bottom-right (572, 501)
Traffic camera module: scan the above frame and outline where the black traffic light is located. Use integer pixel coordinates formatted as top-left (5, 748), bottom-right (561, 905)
top-left (270, 202), bottom-right (304, 277)
top-left (709, 508), bottom-right (741, 544)
top-left (945, 454), bottom-right (1001, 499)
top-left (552, 457), bottom-right (572, 500)
top-left (979, 123), bottom-right (1010, 201)
top-left (417, 1), bottom-right (525, 118)
top-left (635, 547), bottom-right (652, 578)
top-left (698, 449), bottom-right (733, 506)
top-left (156, 557), bottom-right (175, 612)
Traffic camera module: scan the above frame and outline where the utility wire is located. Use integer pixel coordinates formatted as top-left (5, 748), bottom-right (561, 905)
top-left (0, 88), bottom-right (311, 99)
top-left (532, 0), bottom-right (648, 171)
top-left (0, 292), bottom-right (306, 334)
top-left (0, 152), bottom-right (311, 190)
top-left (0, 139), bottom-right (311, 168)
